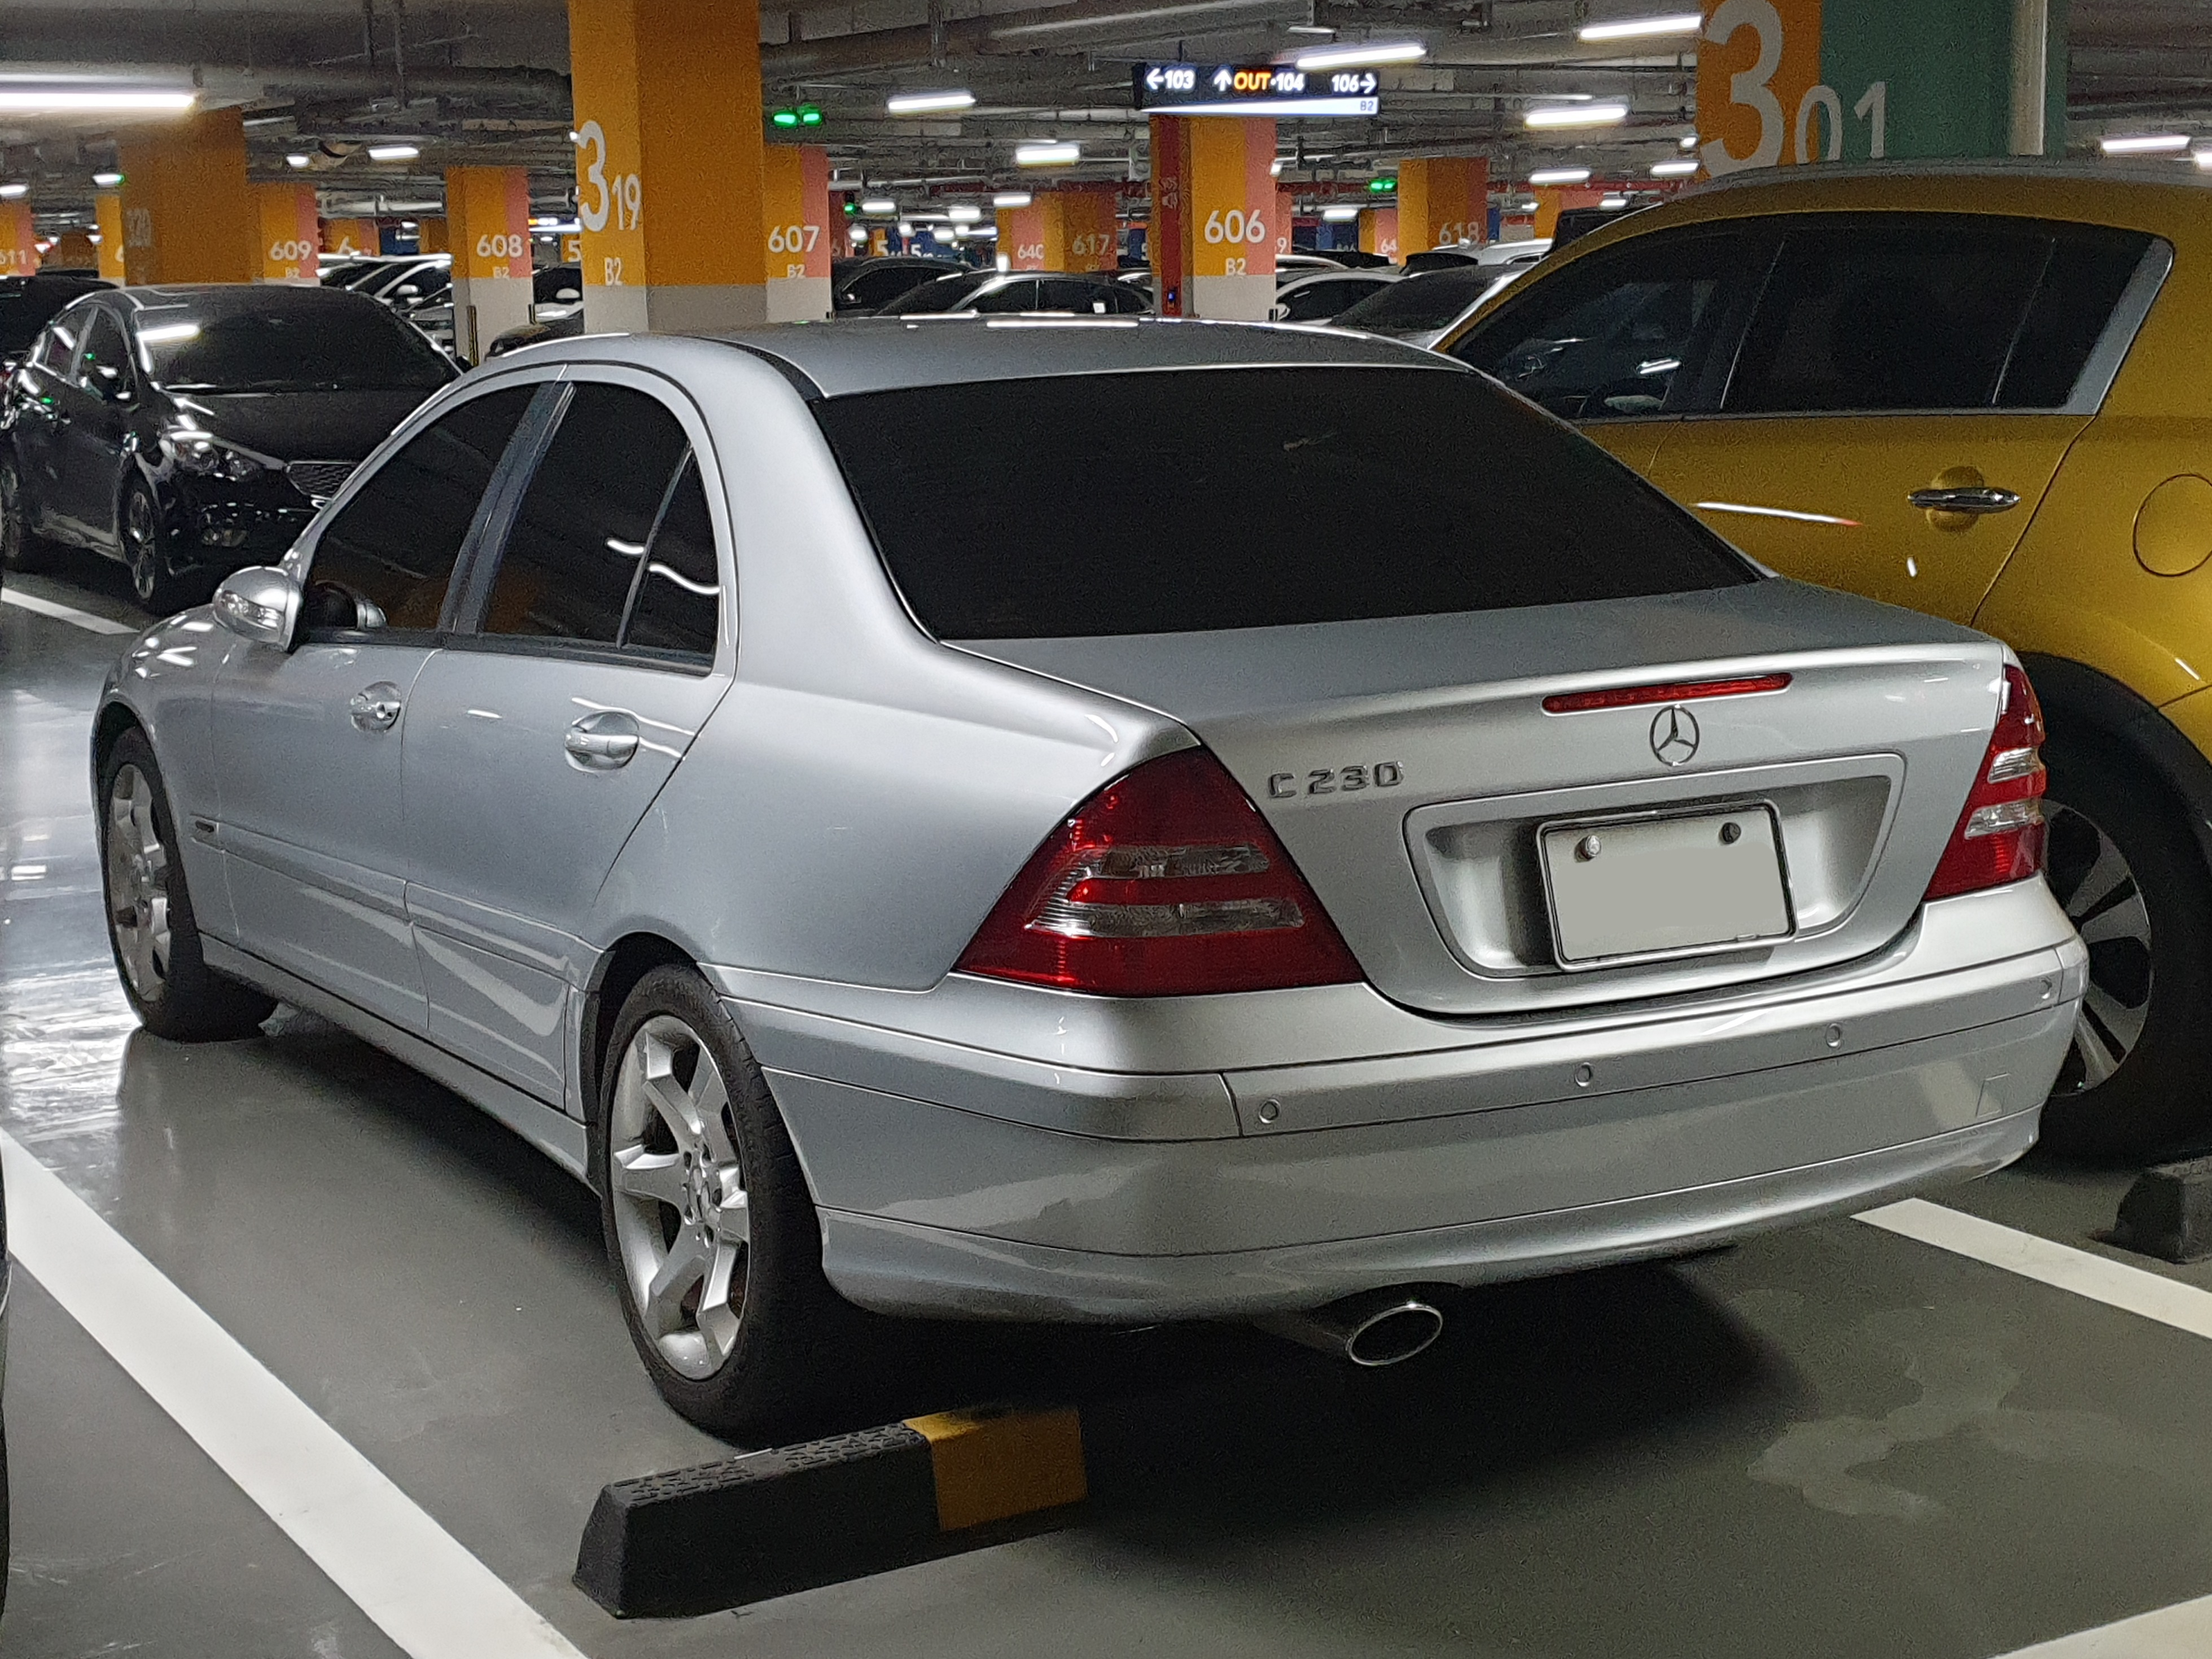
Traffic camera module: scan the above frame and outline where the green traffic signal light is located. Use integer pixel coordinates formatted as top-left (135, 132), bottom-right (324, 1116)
top-left (799, 104), bottom-right (823, 125)
top-left (772, 109), bottom-right (799, 128)
top-left (1368, 177), bottom-right (1396, 192)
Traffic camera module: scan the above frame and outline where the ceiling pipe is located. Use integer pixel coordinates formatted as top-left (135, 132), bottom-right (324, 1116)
top-left (766, 0), bottom-right (1296, 77)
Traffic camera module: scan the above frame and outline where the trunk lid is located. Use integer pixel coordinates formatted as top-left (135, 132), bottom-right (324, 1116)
top-left (957, 579), bottom-right (2008, 1016)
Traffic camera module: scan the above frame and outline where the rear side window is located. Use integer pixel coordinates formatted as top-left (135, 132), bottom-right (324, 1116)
top-left (1339, 266), bottom-right (1497, 334)
top-left (814, 366), bottom-right (1753, 640)
top-left (309, 386), bottom-right (536, 633)
top-left (1451, 227), bottom-right (1769, 419)
top-left (1724, 217), bottom-right (2154, 413)
top-left (476, 383), bottom-right (721, 663)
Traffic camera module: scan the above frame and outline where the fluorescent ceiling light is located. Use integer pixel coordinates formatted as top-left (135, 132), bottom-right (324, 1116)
top-left (1286, 23), bottom-right (1335, 33)
top-left (366, 143), bottom-right (420, 161)
top-left (93, 169), bottom-right (124, 187)
top-left (1600, 195), bottom-right (1628, 207)
top-left (992, 191), bottom-right (1032, 207)
top-left (861, 198), bottom-right (897, 213)
top-left (0, 89), bottom-right (195, 115)
top-left (2196, 150), bottom-right (2212, 170)
top-left (1015, 141), bottom-right (1080, 166)
top-left (1527, 102), bottom-right (1627, 129)
top-left (400, 219), bottom-right (418, 229)
top-left (0, 185), bottom-right (25, 199)
top-left (849, 224), bottom-right (868, 239)
top-left (137, 322), bottom-right (201, 345)
top-left (1650, 158), bottom-right (1698, 176)
top-left (286, 154), bottom-right (311, 169)
top-left (1295, 40), bottom-right (1427, 71)
top-left (947, 203), bottom-right (981, 221)
top-left (1528, 167), bottom-right (1592, 185)
top-left (1679, 131), bottom-right (1698, 148)
top-left (1321, 205), bottom-right (1360, 221)
top-left (1578, 12), bottom-right (1701, 41)
top-left (898, 221), bottom-right (914, 234)
top-left (886, 90), bottom-right (975, 115)
top-left (2099, 133), bottom-right (2189, 154)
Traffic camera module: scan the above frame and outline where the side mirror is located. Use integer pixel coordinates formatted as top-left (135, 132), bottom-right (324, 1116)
top-left (212, 566), bottom-right (301, 649)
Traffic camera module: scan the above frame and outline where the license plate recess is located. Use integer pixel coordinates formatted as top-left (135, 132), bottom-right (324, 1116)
top-left (1539, 802), bottom-right (1793, 968)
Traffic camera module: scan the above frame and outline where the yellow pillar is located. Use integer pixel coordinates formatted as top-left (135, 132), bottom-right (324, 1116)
top-left (1397, 156), bottom-right (1489, 253)
top-left (1275, 187), bottom-right (1295, 262)
top-left (117, 108), bottom-right (257, 284)
top-left (567, 0), bottom-right (770, 332)
top-left (322, 217), bottom-right (380, 257)
top-left (1149, 115), bottom-right (1275, 319)
top-left (418, 217), bottom-right (450, 254)
top-left (0, 205), bottom-right (37, 277)
top-left (1000, 189), bottom-right (1118, 273)
top-left (43, 229), bottom-right (98, 272)
top-left (95, 194), bottom-right (127, 281)
top-left (761, 145), bottom-right (831, 321)
top-left (256, 182), bottom-right (321, 283)
top-left (1360, 206), bottom-right (1399, 260)
top-left (446, 167), bottom-right (534, 362)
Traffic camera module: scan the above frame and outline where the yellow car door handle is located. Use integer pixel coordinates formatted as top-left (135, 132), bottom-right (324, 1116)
top-left (1907, 485), bottom-right (2021, 515)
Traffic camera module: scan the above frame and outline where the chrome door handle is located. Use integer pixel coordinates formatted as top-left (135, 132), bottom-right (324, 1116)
top-left (348, 682), bottom-right (404, 732)
top-left (1906, 485), bottom-right (2020, 515)
top-left (564, 710), bottom-right (639, 769)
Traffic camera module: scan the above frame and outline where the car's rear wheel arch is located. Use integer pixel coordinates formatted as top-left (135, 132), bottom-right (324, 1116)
top-left (2018, 653), bottom-right (2212, 877)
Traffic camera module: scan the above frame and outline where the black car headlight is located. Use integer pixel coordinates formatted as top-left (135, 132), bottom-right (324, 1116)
top-left (164, 432), bottom-right (274, 483)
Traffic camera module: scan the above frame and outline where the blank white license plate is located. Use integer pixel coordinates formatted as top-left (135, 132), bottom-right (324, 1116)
top-left (1539, 804), bottom-right (1792, 968)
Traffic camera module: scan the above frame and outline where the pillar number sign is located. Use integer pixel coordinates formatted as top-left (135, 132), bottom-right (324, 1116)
top-left (572, 115), bottom-right (645, 289)
top-left (0, 204), bottom-right (35, 275)
top-left (1699, 0), bottom-right (2041, 174)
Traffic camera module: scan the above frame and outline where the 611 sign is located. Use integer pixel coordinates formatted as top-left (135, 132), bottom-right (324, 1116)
top-left (1701, 0), bottom-right (1886, 177)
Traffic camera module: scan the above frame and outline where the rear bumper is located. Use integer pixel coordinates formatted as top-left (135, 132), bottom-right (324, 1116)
top-left (717, 882), bottom-right (2084, 1321)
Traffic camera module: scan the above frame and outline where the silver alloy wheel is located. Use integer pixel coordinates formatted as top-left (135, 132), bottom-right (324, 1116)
top-left (608, 1014), bottom-right (750, 1379)
top-left (106, 762), bottom-right (172, 1001)
top-left (124, 488), bottom-right (160, 601)
top-left (2044, 799), bottom-right (2153, 1092)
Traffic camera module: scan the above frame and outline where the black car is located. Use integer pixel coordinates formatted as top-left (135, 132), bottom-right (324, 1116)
top-left (0, 272), bottom-right (112, 374)
top-left (831, 253), bottom-right (962, 314)
top-left (0, 283), bottom-right (457, 611)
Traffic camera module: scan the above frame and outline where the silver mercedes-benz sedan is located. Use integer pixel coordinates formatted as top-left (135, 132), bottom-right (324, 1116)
top-left (94, 319), bottom-right (2084, 1435)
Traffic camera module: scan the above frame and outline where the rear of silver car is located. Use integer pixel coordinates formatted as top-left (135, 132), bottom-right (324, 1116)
top-left (702, 342), bottom-right (2083, 1325)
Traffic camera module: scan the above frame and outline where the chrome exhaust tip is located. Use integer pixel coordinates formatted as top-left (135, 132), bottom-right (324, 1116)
top-left (1252, 1288), bottom-right (1446, 1368)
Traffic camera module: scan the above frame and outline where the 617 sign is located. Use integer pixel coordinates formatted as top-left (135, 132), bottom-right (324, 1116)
top-left (1700, 0), bottom-right (1886, 178)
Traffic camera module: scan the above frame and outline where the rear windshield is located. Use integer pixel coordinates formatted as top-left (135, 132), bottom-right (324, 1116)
top-left (137, 301), bottom-right (454, 392)
top-left (814, 366), bottom-right (1755, 638)
top-left (1336, 267), bottom-right (1502, 334)
top-left (878, 272), bottom-right (993, 316)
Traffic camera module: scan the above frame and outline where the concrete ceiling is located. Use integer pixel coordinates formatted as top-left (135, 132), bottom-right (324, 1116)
top-left (0, 0), bottom-right (2204, 222)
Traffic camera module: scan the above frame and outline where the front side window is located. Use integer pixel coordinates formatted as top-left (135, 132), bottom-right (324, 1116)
top-left (305, 385), bottom-right (537, 634)
top-left (815, 366), bottom-right (1753, 640)
top-left (74, 309), bottom-right (134, 402)
top-left (476, 383), bottom-right (719, 662)
top-left (1451, 227), bottom-right (1769, 419)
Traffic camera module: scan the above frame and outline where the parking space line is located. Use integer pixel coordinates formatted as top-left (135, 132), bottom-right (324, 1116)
top-left (1856, 1198), bottom-right (2212, 1342)
top-left (1, 588), bottom-right (138, 635)
top-left (1994, 1591), bottom-right (2212, 1656)
top-left (0, 1130), bottom-right (589, 1659)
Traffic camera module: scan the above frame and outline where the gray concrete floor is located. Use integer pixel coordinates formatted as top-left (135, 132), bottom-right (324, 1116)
top-left (6, 557), bottom-right (2212, 1657)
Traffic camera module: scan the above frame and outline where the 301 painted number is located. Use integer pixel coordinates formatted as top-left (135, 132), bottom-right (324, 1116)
top-left (1700, 0), bottom-right (1885, 176)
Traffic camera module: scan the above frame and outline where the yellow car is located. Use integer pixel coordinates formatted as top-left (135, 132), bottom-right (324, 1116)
top-left (1439, 163), bottom-right (2212, 1158)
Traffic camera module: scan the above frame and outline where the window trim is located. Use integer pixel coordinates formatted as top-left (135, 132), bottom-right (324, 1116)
top-left (290, 373), bottom-right (561, 647)
top-left (438, 362), bottom-right (734, 677)
top-left (68, 303), bottom-right (137, 405)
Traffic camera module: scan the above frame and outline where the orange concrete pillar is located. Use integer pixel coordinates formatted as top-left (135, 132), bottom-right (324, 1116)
top-left (568, 0), bottom-right (770, 332)
top-left (256, 182), bottom-right (321, 283)
top-left (1149, 114), bottom-right (1274, 319)
top-left (1275, 188), bottom-right (1295, 261)
top-left (1360, 206), bottom-right (1399, 260)
top-left (997, 199), bottom-right (1046, 269)
top-left (0, 205), bottom-right (37, 276)
top-left (446, 166), bottom-right (533, 361)
top-left (417, 216), bottom-right (450, 253)
top-left (1533, 185), bottom-right (1606, 239)
top-left (117, 108), bottom-right (257, 284)
top-left (43, 229), bottom-right (98, 272)
top-left (762, 145), bottom-right (831, 320)
top-left (95, 194), bottom-right (127, 281)
top-left (322, 217), bottom-right (380, 256)
top-left (1397, 156), bottom-right (1488, 252)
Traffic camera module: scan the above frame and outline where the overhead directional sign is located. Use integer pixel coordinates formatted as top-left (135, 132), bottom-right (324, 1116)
top-left (1133, 62), bottom-right (1381, 118)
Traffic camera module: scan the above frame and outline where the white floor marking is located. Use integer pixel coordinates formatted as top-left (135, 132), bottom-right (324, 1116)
top-left (0, 1130), bottom-right (589, 1659)
top-left (1856, 1198), bottom-right (2212, 1342)
top-left (1, 588), bottom-right (137, 635)
top-left (1994, 1593), bottom-right (2212, 1658)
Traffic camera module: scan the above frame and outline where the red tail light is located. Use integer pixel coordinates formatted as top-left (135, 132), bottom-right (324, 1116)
top-left (1925, 664), bottom-right (2047, 901)
top-left (957, 748), bottom-right (1363, 996)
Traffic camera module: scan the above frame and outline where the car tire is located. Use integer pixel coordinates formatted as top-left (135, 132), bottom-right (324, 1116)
top-left (2035, 734), bottom-right (2212, 1160)
top-left (120, 479), bottom-right (192, 615)
top-left (98, 727), bottom-right (277, 1043)
top-left (0, 450), bottom-right (49, 575)
top-left (598, 965), bottom-right (873, 1439)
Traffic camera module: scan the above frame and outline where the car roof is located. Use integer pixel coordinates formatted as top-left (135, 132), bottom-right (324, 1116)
top-left (106, 283), bottom-right (406, 320)
top-left (564, 316), bottom-right (1462, 399)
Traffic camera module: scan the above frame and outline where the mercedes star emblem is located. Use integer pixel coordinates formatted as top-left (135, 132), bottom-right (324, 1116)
top-left (1650, 704), bottom-right (1701, 766)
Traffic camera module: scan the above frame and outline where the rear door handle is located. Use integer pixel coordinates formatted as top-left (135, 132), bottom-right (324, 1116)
top-left (565, 710), bottom-right (639, 769)
top-left (1906, 485), bottom-right (2020, 515)
top-left (348, 682), bottom-right (404, 732)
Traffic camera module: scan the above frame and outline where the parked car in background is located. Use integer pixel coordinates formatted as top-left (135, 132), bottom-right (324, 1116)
top-left (95, 319), bottom-right (2079, 1435)
top-left (0, 283), bottom-right (457, 610)
top-left (486, 313), bottom-right (585, 358)
top-left (532, 265), bottom-right (584, 323)
top-left (876, 269), bottom-right (1149, 316)
top-left (1334, 263), bottom-right (1518, 347)
top-left (1438, 162), bottom-right (2212, 1157)
top-left (832, 254), bottom-right (963, 314)
top-left (0, 272), bottom-right (111, 374)
top-left (1270, 267), bottom-right (1399, 323)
